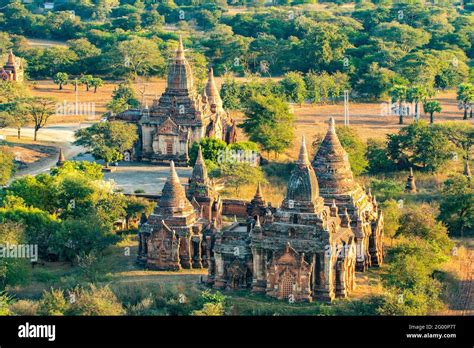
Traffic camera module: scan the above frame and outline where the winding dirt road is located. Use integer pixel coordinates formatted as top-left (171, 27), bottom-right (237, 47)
top-left (1, 123), bottom-right (89, 178)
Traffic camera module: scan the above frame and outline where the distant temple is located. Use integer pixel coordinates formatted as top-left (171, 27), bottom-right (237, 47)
top-left (112, 36), bottom-right (236, 165)
top-left (137, 118), bottom-right (385, 303)
top-left (1, 50), bottom-right (24, 82)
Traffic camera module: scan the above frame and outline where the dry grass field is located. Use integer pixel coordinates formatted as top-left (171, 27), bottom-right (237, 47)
top-left (27, 79), bottom-right (473, 160)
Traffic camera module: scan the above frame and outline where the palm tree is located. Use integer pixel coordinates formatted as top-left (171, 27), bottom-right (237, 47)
top-left (407, 85), bottom-right (428, 121)
top-left (423, 100), bottom-right (442, 124)
top-left (457, 83), bottom-right (474, 120)
top-left (389, 85), bottom-right (408, 124)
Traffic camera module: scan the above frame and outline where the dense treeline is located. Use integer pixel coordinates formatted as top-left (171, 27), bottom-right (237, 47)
top-left (0, 0), bottom-right (472, 98)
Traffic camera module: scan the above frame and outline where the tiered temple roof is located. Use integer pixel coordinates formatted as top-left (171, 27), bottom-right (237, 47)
top-left (156, 161), bottom-right (194, 216)
top-left (313, 117), bottom-right (356, 196)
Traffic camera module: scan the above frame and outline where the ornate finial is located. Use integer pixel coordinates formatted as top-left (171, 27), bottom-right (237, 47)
top-left (255, 182), bottom-right (262, 198)
top-left (176, 35), bottom-right (185, 60)
top-left (329, 117), bottom-right (336, 133)
top-left (170, 160), bottom-right (179, 181)
top-left (196, 145), bottom-right (204, 164)
top-left (297, 135), bottom-right (309, 165)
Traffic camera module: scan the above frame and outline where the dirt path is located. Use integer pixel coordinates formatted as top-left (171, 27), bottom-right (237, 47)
top-left (1, 123), bottom-right (90, 178)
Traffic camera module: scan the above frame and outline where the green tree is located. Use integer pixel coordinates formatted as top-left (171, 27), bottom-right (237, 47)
top-left (0, 101), bottom-right (30, 139)
top-left (90, 77), bottom-right (104, 93)
top-left (240, 95), bottom-right (294, 158)
top-left (366, 138), bottom-right (395, 173)
top-left (124, 196), bottom-right (155, 230)
top-left (373, 21), bottom-right (430, 54)
top-left (25, 97), bottom-right (56, 141)
top-left (438, 122), bottom-right (474, 161)
top-left (0, 222), bottom-right (30, 290)
top-left (220, 77), bottom-right (241, 110)
top-left (217, 162), bottom-right (266, 195)
top-left (335, 126), bottom-right (368, 176)
top-left (74, 122), bottom-right (138, 167)
top-left (406, 85), bottom-right (429, 120)
top-left (370, 179), bottom-right (404, 201)
top-left (387, 121), bottom-right (453, 171)
top-left (397, 204), bottom-right (453, 253)
top-left (280, 71), bottom-right (306, 106)
top-left (107, 83), bottom-right (140, 113)
top-left (389, 85), bottom-right (408, 124)
top-left (0, 146), bottom-right (15, 185)
top-left (189, 137), bottom-right (228, 166)
top-left (423, 100), bottom-right (442, 124)
top-left (381, 199), bottom-right (401, 246)
top-left (116, 37), bottom-right (165, 79)
top-left (456, 83), bottom-right (474, 120)
top-left (79, 75), bottom-right (94, 91)
top-left (439, 175), bottom-right (474, 237)
top-left (53, 72), bottom-right (69, 90)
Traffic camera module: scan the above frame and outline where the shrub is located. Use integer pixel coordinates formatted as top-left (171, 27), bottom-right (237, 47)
top-left (370, 179), bottom-right (403, 201)
top-left (0, 292), bottom-right (12, 315)
top-left (10, 300), bottom-right (39, 316)
top-left (38, 288), bottom-right (69, 316)
top-left (67, 285), bottom-right (125, 316)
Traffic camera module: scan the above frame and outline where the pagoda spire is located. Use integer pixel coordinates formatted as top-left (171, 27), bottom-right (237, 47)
top-left (313, 117), bottom-right (356, 196)
top-left (255, 182), bottom-right (263, 199)
top-left (56, 148), bottom-right (65, 167)
top-left (297, 135), bottom-right (309, 165)
top-left (159, 161), bottom-right (193, 211)
top-left (191, 146), bottom-right (208, 182)
top-left (205, 67), bottom-right (223, 111)
top-left (283, 136), bottom-right (323, 212)
top-left (166, 35), bottom-right (194, 91)
top-left (176, 35), bottom-right (185, 61)
top-left (6, 49), bottom-right (15, 66)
